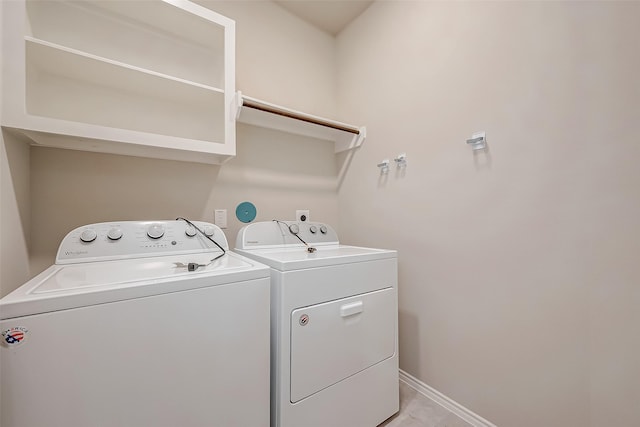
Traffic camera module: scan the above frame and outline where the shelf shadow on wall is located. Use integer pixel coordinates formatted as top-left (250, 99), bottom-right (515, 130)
top-left (221, 123), bottom-right (343, 192)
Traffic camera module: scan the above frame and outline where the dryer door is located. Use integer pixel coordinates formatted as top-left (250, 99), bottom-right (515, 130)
top-left (290, 287), bottom-right (396, 403)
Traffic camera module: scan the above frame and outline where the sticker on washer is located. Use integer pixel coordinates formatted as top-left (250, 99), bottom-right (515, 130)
top-left (1, 327), bottom-right (29, 347)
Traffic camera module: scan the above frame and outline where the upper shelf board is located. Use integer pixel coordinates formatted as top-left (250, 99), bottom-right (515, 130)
top-left (235, 92), bottom-right (365, 153)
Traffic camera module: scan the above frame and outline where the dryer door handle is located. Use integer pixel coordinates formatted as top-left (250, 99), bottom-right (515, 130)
top-left (340, 301), bottom-right (363, 317)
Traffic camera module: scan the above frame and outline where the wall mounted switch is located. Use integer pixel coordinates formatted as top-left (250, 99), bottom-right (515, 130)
top-left (214, 209), bottom-right (227, 228)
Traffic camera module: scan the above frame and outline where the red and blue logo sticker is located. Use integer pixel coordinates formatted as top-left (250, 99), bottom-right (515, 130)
top-left (1, 327), bottom-right (29, 347)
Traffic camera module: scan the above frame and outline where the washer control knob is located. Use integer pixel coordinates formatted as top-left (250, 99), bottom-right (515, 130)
top-left (289, 224), bottom-right (300, 234)
top-left (107, 227), bottom-right (123, 241)
top-left (319, 225), bottom-right (328, 234)
top-left (80, 229), bottom-right (97, 243)
top-left (185, 226), bottom-right (197, 237)
top-left (147, 223), bottom-right (165, 239)
top-left (204, 225), bottom-right (215, 237)
top-left (309, 225), bottom-right (318, 234)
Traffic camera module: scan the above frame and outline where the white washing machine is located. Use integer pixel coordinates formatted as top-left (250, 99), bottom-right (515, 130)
top-left (235, 220), bottom-right (398, 427)
top-left (1, 220), bottom-right (271, 427)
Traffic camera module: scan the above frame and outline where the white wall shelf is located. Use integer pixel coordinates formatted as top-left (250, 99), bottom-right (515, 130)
top-left (2, 0), bottom-right (236, 165)
top-left (235, 92), bottom-right (366, 153)
top-left (26, 37), bottom-right (225, 97)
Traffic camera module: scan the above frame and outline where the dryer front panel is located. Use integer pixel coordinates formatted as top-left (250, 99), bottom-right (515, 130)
top-left (290, 287), bottom-right (396, 403)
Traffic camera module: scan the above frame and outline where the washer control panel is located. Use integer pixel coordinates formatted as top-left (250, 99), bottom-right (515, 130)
top-left (56, 220), bottom-right (228, 264)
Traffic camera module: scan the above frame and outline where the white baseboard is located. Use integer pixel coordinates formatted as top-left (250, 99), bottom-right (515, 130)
top-left (399, 369), bottom-right (497, 427)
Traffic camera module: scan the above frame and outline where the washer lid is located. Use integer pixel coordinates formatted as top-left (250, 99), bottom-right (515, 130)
top-left (0, 252), bottom-right (269, 320)
top-left (235, 244), bottom-right (396, 271)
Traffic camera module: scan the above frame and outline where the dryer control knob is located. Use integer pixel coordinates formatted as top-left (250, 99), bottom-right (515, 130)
top-left (185, 226), bottom-right (197, 237)
top-left (80, 229), bottom-right (97, 243)
top-left (147, 223), bottom-right (165, 239)
top-left (309, 225), bottom-right (318, 234)
top-left (107, 227), bottom-right (123, 241)
top-left (204, 225), bottom-right (215, 237)
top-left (319, 225), bottom-right (328, 234)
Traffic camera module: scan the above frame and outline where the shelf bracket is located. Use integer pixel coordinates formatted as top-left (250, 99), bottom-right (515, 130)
top-left (335, 126), bottom-right (366, 153)
top-left (234, 91), bottom-right (244, 120)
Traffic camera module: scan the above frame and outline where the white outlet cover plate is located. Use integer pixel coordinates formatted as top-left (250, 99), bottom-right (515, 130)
top-left (296, 210), bottom-right (310, 222)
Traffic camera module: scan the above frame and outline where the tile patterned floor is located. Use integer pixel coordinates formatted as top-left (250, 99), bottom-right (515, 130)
top-left (378, 381), bottom-right (474, 427)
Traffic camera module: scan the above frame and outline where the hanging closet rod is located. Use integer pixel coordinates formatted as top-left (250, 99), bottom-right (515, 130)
top-left (241, 98), bottom-right (361, 135)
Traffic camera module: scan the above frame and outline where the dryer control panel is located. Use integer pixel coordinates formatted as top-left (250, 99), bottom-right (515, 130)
top-left (56, 220), bottom-right (228, 264)
top-left (236, 221), bottom-right (339, 250)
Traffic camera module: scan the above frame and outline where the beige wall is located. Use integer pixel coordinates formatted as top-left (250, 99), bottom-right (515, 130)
top-left (197, 0), bottom-right (337, 116)
top-left (28, 125), bottom-right (339, 275)
top-left (0, 130), bottom-right (31, 297)
top-left (0, 0), bottom-right (32, 297)
top-left (336, 1), bottom-right (640, 426)
top-left (1, 0), bottom-right (340, 293)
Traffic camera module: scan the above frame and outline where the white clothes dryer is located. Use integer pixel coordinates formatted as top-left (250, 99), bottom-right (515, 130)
top-left (1, 220), bottom-right (270, 427)
top-left (236, 220), bottom-right (399, 427)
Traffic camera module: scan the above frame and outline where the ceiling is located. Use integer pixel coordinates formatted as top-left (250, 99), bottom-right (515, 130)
top-left (274, 0), bottom-right (374, 36)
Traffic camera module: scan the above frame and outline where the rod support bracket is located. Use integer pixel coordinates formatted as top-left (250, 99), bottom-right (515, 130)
top-left (466, 132), bottom-right (487, 151)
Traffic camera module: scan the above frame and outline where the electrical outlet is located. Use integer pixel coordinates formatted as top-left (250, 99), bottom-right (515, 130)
top-left (296, 210), bottom-right (310, 222)
top-left (214, 209), bottom-right (227, 229)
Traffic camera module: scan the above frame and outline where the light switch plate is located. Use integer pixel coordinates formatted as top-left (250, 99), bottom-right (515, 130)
top-left (214, 209), bottom-right (227, 229)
